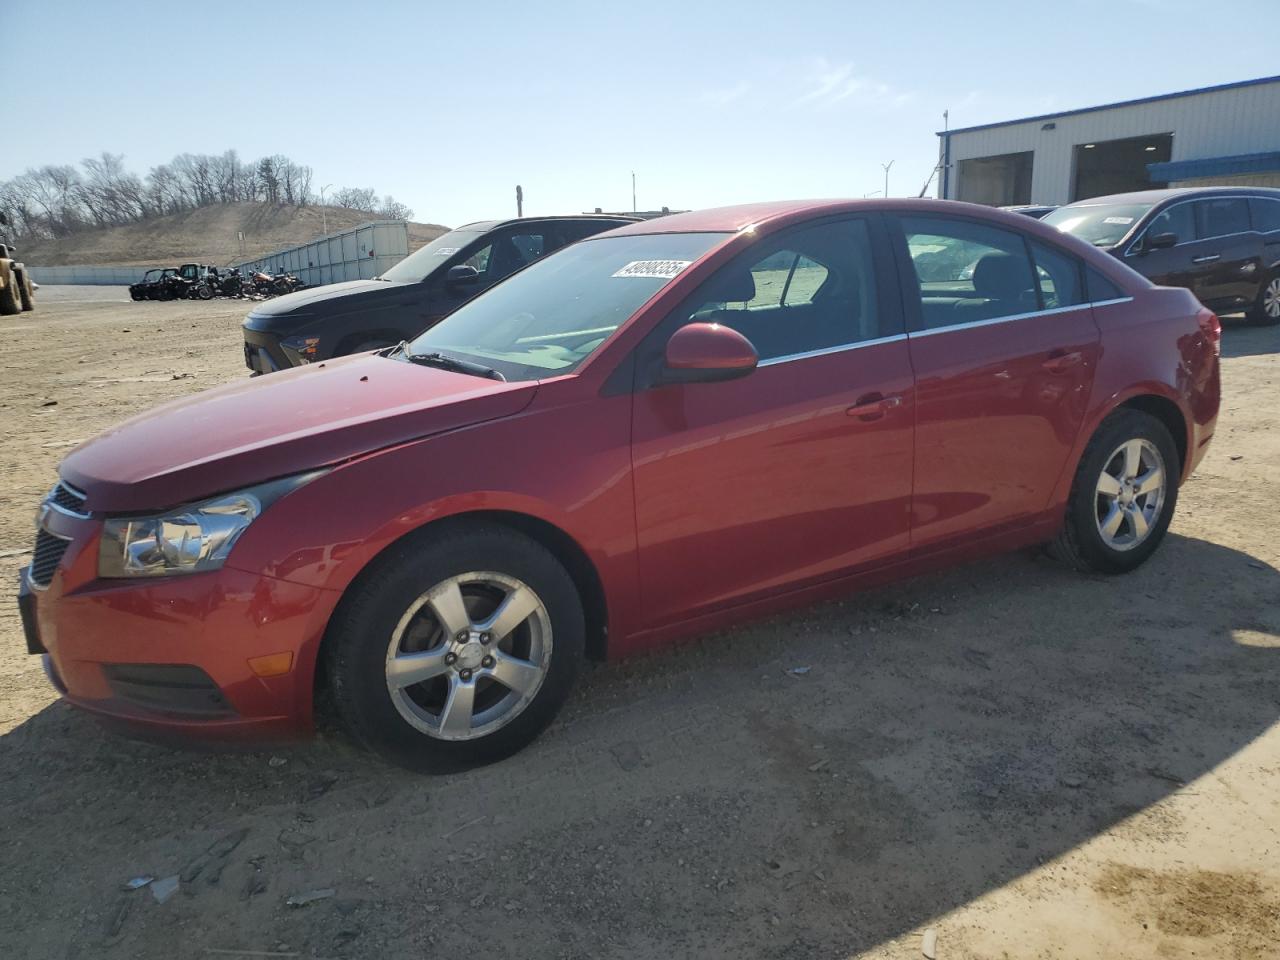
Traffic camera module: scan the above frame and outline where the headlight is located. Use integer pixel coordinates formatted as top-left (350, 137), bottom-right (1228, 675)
top-left (98, 472), bottom-right (324, 579)
top-left (281, 335), bottom-right (321, 363)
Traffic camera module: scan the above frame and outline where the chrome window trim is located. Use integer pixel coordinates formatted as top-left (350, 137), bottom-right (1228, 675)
top-left (757, 333), bottom-right (908, 367)
top-left (1123, 194), bottom-right (1260, 257)
top-left (908, 298), bottom-right (1133, 338)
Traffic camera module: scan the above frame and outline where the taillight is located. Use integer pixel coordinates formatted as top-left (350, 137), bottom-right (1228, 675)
top-left (1198, 309), bottom-right (1221, 356)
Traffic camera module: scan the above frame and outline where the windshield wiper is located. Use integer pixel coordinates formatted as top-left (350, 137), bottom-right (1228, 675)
top-left (404, 348), bottom-right (506, 381)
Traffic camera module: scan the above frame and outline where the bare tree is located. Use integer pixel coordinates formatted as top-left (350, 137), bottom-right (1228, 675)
top-left (379, 196), bottom-right (414, 220)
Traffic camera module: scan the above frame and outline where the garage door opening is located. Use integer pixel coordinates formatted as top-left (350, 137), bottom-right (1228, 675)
top-left (956, 151), bottom-right (1034, 206)
top-left (1072, 133), bottom-right (1173, 201)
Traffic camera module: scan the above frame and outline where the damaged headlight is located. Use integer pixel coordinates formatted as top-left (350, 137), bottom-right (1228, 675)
top-left (98, 471), bottom-right (324, 578)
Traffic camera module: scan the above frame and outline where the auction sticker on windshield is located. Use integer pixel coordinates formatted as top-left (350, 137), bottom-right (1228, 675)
top-left (612, 260), bottom-right (692, 279)
top-left (1103, 217), bottom-right (1134, 225)
top-left (433, 247), bottom-right (459, 256)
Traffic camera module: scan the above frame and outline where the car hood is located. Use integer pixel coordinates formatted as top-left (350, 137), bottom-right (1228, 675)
top-left (247, 278), bottom-right (410, 318)
top-left (60, 353), bottom-right (537, 513)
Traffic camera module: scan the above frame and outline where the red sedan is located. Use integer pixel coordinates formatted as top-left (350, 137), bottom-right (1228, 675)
top-left (20, 200), bottom-right (1221, 771)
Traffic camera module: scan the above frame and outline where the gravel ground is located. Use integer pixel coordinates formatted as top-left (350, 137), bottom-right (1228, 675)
top-left (0, 287), bottom-right (1278, 960)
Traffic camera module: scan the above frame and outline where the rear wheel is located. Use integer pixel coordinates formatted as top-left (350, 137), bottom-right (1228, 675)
top-left (193, 283), bottom-right (213, 300)
top-left (325, 523), bottom-right (584, 772)
top-left (1247, 274), bottom-right (1280, 326)
top-left (1051, 409), bottom-right (1180, 574)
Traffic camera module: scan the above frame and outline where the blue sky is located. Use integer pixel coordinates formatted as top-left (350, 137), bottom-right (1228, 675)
top-left (3, 0), bottom-right (1273, 227)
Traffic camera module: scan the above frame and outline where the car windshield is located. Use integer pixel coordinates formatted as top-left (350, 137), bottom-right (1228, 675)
top-left (379, 229), bottom-right (487, 283)
top-left (1042, 202), bottom-right (1154, 248)
top-left (405, 232), bottom-right (728, 381)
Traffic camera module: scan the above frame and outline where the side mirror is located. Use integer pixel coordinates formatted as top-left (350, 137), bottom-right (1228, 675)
top-left (446, 264), bottom-right (480, 291)
top-left (663, 322), bottom-right (758, 383)
top-left (1146, 232), bottom-right (1177, 250)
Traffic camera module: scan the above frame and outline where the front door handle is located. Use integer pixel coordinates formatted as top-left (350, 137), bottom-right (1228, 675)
top-left (846, 393), bottom-right (902, 421)
top-left (1191, 254), bottom-right (1220, 264)
top-left (1042, 350), bottom-right (1083, 375)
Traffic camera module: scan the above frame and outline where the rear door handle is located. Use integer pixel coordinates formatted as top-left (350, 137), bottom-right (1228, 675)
top-left (1042, 350), bottom-right (1083, 375)
top-left (846, 393), bottom-right (902, 420)
top-left (1191, 254), bottom-right (1220, 264)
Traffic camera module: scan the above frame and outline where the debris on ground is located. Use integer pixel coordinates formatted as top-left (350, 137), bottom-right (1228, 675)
top-left (268, 756), bottom-right (287, 767)
top-left (122, 875), bottom-right (154, 891)
top-left (285, 888), bottom-right (336, 907)
top-left (150, 875), bottom-right (180, 904)
top-left (922, 926), bottom-right (938, 958)
top-left (786, 665), bottom-right (812, 677)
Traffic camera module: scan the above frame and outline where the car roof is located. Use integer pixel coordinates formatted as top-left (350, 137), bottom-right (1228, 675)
top-left (602, 198), bottom-right (1053, 236)
top-left (453, 214), bottom-right (641, 232)
top-left (1060, 186), bottom-right (1280, 207)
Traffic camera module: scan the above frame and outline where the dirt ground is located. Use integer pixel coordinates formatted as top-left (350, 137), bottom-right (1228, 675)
top-left (0, 286), bottom-right (1278, 960)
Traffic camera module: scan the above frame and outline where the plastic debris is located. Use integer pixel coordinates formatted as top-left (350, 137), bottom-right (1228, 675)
top-left (285, 888), bottom-right (335, 907)
top-left (922, 927), bottom-right (938, 959)
top-left (268, 756), bottom-right (287, 767)
top-left (151, 875), bottom-right (180, 904)
top-left (786, 666), bottom-right (812, 677)
top-left (122, 875), bottom-right (154, 891)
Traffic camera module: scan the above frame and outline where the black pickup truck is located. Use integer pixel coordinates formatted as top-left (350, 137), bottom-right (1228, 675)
top-left (242, 214), bottom-right (636, 373)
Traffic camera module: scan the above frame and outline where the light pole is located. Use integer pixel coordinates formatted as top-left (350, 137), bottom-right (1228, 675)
top-left (881, 160), bottom-right (895, 199)
top-left (319, 183), bottom-right (333, 235)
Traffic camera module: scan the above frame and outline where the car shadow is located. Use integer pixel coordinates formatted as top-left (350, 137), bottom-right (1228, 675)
top-left (1219, 312), bottom-right (1280, 358)
top-left (1, 533), bottom-right (1277, 959)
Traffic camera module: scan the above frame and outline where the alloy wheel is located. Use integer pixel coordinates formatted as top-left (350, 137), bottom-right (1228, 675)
top-left (1095, 438), bottom-right (1166, 551)
top-left (384, 571), bottom-right (552, 741)
top-left (1264, 278), bottom-right (1280, 320)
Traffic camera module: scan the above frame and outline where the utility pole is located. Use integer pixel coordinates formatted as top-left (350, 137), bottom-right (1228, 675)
top-left (881, 160), bottom-right (895, 199)
top-left (631, 171), bottom-right (636, 213)
top-left (319, 183), bottom-right (332, 235)
top-left (516, 184), bottom-right (523, 218)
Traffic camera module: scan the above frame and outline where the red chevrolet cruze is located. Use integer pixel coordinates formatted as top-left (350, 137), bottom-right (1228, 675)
top-left (20, 200), bottom-right (1220, 771)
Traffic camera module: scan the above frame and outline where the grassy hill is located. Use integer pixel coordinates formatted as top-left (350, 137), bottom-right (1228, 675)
top-left (20, 202), bottom-right (450, 267)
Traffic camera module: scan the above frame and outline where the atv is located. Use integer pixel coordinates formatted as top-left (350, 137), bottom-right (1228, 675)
top-left (0, 212), bottom-right (34, 315)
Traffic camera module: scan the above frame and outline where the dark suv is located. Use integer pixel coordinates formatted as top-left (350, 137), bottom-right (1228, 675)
top-left (242, 214), bottom-right (637, 372)
top-left (1043, 187), bottom-right (1280, 324)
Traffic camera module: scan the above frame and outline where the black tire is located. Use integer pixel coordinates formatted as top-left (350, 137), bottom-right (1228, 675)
top-left (130, 288), bottom-right (143, 302)
top-left (194, 283), bottom-right (213, 300)
top-left (1051, 409), bottom-right (1180, 575)
top-left (1247, 273), bottom-right (1280, 326)
top-left (0, 272), bottom-right (20, 315)
top-left (325, 522), bottom-right (585, 773)
top-left (16, 269), bottom-right (34, 311)
top-left (157, 285), bottom-right (174, 301)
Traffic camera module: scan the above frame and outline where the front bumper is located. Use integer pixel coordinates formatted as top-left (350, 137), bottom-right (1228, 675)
top-left (18, 516), bottom-right (339, 742)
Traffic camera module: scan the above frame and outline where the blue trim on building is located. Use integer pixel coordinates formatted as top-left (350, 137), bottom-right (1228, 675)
top-left (936, 75), bottom-right (1280, 137)
top-left (1147, 151), bottom-right (1280, 180)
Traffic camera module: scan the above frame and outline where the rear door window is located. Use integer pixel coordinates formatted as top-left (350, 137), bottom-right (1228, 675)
top-left (1195, 197), bottom-right (1250, 238)
top-left (1030, 241), bottom-right (1085, 309)
top-left (899, 217), bottom-right (1038, 328)
top-left (1249, 198), bottom-right (1280, 233)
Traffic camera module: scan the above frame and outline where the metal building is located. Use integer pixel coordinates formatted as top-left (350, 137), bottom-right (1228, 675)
top-left (937, 75), bottom-right (1280, 207)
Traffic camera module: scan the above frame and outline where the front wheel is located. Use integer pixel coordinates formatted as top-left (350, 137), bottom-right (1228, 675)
top-left (193, 283), bottom-right (213, 300)
top-left (17, 270), bottom-right (34, 311)
top-left (1051, 409), bottom-right (1180, 575)
top-left (325, 523), bottom-right (585, 772)
top-left (1247, 274), bottom-right (1280, 326)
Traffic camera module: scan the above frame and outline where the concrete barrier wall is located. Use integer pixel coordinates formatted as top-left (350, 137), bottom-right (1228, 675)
top-left (25, 265), bottom-right (166, 285)
top-left (234, 220), bottom-right (410, 287)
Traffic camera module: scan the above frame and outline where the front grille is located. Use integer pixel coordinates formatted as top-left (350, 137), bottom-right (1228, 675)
top-left (29, 529), bottom-right (71, 588)
top-left (49, 482), bottom-right (88, 516)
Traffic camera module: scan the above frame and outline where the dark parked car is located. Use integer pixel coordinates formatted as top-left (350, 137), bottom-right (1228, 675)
top-left (1001, 204), bottom-right (1058, 219)
top-left (129, 269), bottom-right (165, 301)
top-left (241, 214), bottom-right (637, 372)
top-left (1043, 187), bottom-right (1280, 324)
top-left (24, 199), bottom-right (1220, 772)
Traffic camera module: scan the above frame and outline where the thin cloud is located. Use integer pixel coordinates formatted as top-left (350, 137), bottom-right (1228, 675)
top-left (698, 80), bottom-right (752, 106)
top-left (794, 57), bottom-right (911, 109)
